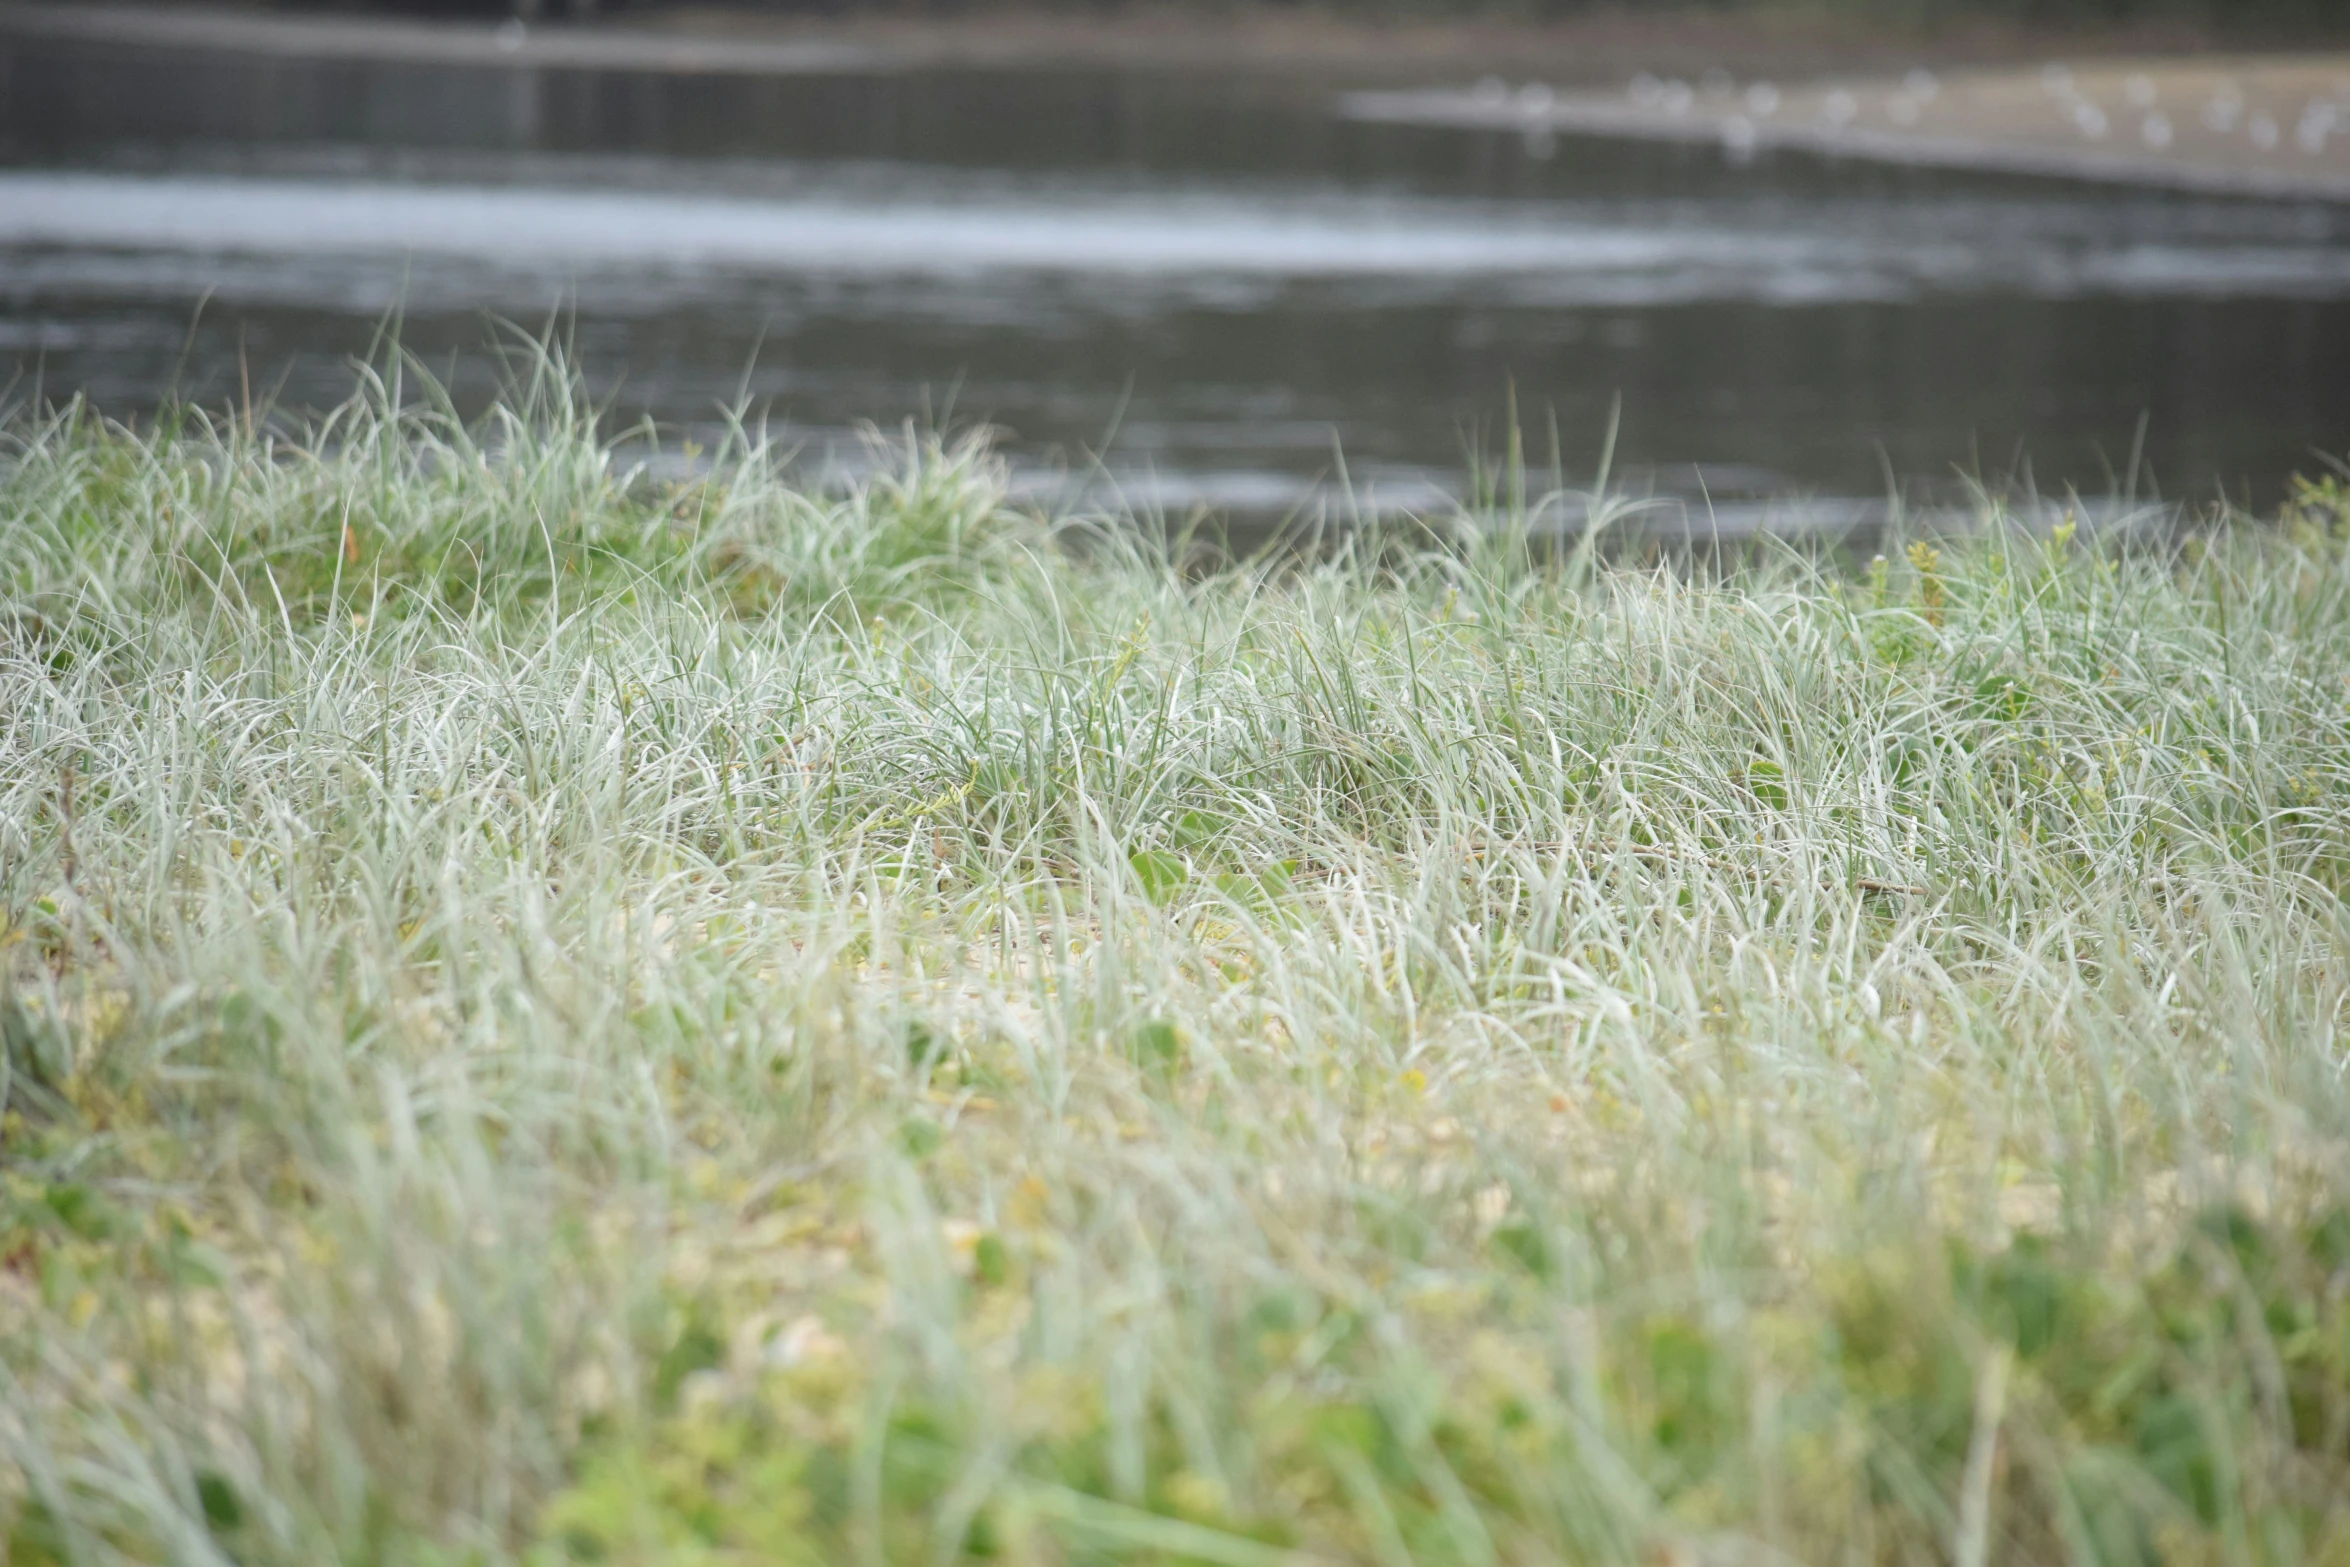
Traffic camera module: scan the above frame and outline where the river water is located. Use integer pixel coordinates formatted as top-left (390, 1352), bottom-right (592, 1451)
top-left (5, 33), bottom-right (2349, 522)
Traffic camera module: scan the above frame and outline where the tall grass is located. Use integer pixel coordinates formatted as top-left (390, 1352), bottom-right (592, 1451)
top-left (4, 354), bottom-right (2350, 1567)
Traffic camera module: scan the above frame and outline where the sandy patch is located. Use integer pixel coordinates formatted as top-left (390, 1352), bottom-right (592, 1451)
top-left (1347, 55), bottom-right (2350, 199)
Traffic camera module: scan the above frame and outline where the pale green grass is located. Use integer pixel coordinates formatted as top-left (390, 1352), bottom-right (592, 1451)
top-left (4, 358), bottom-right (2350, 1567)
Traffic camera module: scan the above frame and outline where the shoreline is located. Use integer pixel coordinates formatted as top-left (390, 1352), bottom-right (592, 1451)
top-left (1349, 56), bottom-right (2350, 204)
top-left (9, 1), bottom-right (2346, 199)
top-left (0, 0), bottom-right (2268, 83)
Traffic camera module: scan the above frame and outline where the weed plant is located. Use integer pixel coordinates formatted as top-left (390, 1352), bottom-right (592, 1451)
top-left (4, 352), bottom-right (2350, 1566)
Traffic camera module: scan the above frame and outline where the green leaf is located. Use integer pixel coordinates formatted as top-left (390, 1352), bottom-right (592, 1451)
top-left (195, 1472), bottom-right (242, 1534)
top-left (898, 1116), bottom-right (944, 1161)
top-left (43, 1184), bottom-right (116, 1242)
top-left (1491, 1217), bottom-right (1550, 1279)
top-left (1134, 1019), bottom-right (1183, 1078)
top-left (1129, 850), bottom-right (1188, 905)
top-left (1210, 860), bottom-right (1299, 918)
top-left (973, 1232), bottom-right (1010, 1288)
top-left (1172, 809), bottom-right (1228, 848)
top-left (1646, 1317), bottom-right (1722, 1459)
top-left (902, 1020), bottom-right (944, 1070)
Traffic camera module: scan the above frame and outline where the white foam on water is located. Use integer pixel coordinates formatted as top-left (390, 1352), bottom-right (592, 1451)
top-left (0, 171), bottom-right (1729, 279)
top-left (9, 169), bottom-right (2350, 316)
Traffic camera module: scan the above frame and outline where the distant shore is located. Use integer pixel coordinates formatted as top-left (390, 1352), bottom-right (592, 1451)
top-left (0, 0), bottom-right (2288, 85)
top-left (1351, 56), bottom-right (2350, 203)
top-left (12, 0), bottom-right (2346, 200)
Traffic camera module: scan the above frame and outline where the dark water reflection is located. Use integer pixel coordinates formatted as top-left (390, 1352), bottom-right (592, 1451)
top-left (5, 35), bottom-right (2349, 514)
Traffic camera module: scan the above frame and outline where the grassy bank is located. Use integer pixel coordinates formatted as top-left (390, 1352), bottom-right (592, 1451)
top-left (5, 358), bottom-right (2350, 1566)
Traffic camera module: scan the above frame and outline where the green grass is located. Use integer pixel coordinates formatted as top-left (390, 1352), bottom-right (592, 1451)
top-left (5, 354), bottom-right (2350, 1567)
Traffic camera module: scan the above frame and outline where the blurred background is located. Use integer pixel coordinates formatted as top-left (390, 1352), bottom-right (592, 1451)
top-left (4, 0), bottom-right (2348, 526)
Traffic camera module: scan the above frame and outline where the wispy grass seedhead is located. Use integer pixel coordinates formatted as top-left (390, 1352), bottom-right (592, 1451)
top-left (4, 354), bottom-right (2349, 1566)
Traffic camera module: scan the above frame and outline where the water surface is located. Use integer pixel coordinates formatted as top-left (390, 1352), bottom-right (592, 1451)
top-left (5, 35), bottom-right (2349, 517)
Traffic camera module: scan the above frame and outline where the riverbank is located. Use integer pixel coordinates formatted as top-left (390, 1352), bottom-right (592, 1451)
top-left (13, 0), bottom-right (2347, 201)
top-left (0, 0), bottom-right (2252, 84)
top-left (5, 372), bottom-right (2350, 1564)
top-left (1351, 54), bottom-right (2350, 202)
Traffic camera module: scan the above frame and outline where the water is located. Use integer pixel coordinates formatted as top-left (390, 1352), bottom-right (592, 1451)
top-left (6, 33), bottom-right (2350, 518)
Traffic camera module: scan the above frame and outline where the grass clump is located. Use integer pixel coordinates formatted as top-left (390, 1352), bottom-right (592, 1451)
top-left (5, 358), bottom-right (2350, 1567)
